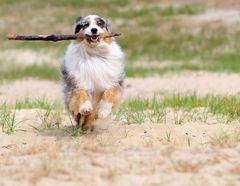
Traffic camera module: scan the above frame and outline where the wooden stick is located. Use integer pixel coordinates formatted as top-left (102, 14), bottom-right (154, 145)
top-left (7, 33), bottom-right (121, 42)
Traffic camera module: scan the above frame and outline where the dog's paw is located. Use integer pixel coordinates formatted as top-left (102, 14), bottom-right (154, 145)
top-left (98, 100), bottom-right (112, 119)
top-left (79, 100), bottom-right (93, 115)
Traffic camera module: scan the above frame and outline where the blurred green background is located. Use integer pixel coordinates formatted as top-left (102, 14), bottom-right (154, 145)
top-left (0, 0), bottom-right (239, 81)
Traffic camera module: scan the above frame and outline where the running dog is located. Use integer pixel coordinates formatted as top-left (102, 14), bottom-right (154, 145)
top-left (61, 15), bottom-right (124, 131)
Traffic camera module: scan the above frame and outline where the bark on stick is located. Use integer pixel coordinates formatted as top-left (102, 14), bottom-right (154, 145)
top-left (7, 33), bottom-right (121, 42)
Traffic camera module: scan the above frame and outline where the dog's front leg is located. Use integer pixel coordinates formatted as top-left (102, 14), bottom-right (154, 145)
top-left (98, 87), bottom-right (121, 119)
top-left (69, 89), bottom-right (93, 119)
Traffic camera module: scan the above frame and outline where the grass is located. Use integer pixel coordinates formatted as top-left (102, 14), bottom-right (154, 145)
top-left (15, 98), bottom-right (62, 110)
top-left (1, 94), bottom-right (239, 134)
top-left (0, 1), bottom-right (239, 80)
top-left (0, 63), bottom-right (59, 82)
top-left (37, 108), bottom-right (62, 129)
top-left (70, 126), bottom-right (86, 137)
top-left (0, 105), bottom-right (21, 134)
top-left (115, 94), bottom-right (240, 124)
top-left (65, 113), bottom-right (87, 137)
top-left (165, 131), bottom-right (172, 143)
top-left (17, 99), bottom-right (63, 129)
top-left (108, 4), bottom-right (205, 19)
top-left (0, 98), bottom-right (62, 110)
top-left (0, 99), bottom-right (63, 133)
top-left (210, 131), bottom-right (240, 147)
top-left (124, 27), bottom-right (240, 76)
top-left (0, 95), bottom-right (239, 149)
top-left (162, 94), bottom-right (240, 120)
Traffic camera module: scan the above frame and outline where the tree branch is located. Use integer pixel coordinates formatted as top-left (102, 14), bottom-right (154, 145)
top-left (7, 33), bottom-right (121, 42)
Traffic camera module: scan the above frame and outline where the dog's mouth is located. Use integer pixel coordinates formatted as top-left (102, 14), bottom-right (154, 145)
top-left (86, 34), bottom-right (100, 43)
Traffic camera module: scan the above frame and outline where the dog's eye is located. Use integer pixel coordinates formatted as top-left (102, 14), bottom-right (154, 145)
top-left (97, 21), bottom-right (103, 27)
top-left (83, 23), bottom-right (89, 28)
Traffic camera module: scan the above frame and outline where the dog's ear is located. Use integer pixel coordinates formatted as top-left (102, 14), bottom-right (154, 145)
top-left (74, 16), bottom-right (83, 34)
top-left (76, 16), bottom-right (83, 23)
top-left (104, 19), bottom-right (112, 33)
top-left (74, 24), bottom-right (83, 34)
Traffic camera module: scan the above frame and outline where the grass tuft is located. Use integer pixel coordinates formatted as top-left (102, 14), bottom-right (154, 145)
top-left (37, 108), bottom-right (62, 129)
top-left (210, 131), bottom-right (240, 147)
top-left (115, 94), bottom-right (240, 124)
top-left (0, 105), bottom-right (21, 134)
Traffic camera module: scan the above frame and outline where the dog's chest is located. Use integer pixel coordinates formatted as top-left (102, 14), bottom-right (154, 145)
top-left (69, 54), bottom-right (121, 92)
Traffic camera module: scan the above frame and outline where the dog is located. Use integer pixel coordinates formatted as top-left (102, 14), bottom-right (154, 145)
top-left (61, 15), bottom-right (124, 131)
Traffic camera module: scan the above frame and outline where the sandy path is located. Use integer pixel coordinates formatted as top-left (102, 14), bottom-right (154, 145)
top-left (0, 113), bottom-right (240, 186)
top-left (1, 72), bottom-right (240, 186)
top-left (0, 49), bottom-right (59, 66)
top-left (1, 72), bottom-right (240, 104)
top-left (0, 79), bottom-right (62, 104)
top-left (126, 72), bottom-right (240, 97)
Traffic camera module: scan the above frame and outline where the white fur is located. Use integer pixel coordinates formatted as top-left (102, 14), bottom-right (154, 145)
top-left (84, 15), bottom-right (102, 36)
top-left (62, 15), bottom-right (124, 121)
top-left (79, 100), bottom-right (93, 115)
top-left (63, 30), bottom-right (124, 96)
top-left (98, 100), bottom-right (112, 119)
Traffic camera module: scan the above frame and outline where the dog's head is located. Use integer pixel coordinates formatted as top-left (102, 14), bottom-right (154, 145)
top-left (74, 15), bottom-right (112, 46)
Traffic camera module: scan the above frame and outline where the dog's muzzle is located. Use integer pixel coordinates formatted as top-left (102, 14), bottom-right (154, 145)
top-left (86, 34), bottom-right (100, 43)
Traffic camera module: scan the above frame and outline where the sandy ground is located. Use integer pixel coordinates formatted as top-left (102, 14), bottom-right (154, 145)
top-left (1, 72), bottom-right (240, 104)
top-left (1, 3), bottom-right (240, 185)
top-left (0, 49), bottom-right (58, 66)
top-left (0, 72), bottom-right (240, 186)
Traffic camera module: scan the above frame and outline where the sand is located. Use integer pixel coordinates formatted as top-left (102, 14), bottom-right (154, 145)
top-left (1, 0), bottom-right (240, 185)
top-left (0, 72), bottom-right (240, 186)
top-left (1, 72), bottom-right (240, 104)
top-left (0, 49), bottom-right (59, 66)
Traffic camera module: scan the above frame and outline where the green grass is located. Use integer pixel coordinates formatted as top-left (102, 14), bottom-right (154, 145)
top-left (0, 99), bottom-right (63, 133)
top-left (1, 94), bottom-right (239, 134)
top-left (0, 0), bottom-right (129, 8)
top-left (122, 25), bottom-right (240, 76)
top-left (210, 131), bottom-right (240, 147)
top-left (108, 4), bottom-right (205, 19)
top-left (1, 98), bottom-right (62, 110)
top-left (37, 108), bottom-right (62, 129)
top-left (0, 105), bottom-right (21, 134)
top-left (0, 63), bottom-right (59, 82)
top-left (162, 94), bottom-right (240, 119)
top-left (15, 98), bottom-right (62, 110)
top-left (0, 0), bottom-right (240, 79)
top-left (115, 94), bottom-right (240, 124)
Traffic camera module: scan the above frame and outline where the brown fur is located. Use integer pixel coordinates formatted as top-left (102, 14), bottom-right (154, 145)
top-left (68, 89), bottom-right (91, 129)
top-left (101, 87), bottom-right (121, 108)
top-left (68, 87), bottom-right (121, 131)
top-left (69, 90), bottom-right (90, 115)
top-left (102, 29), bottom-right (112, 44)
top-left (76, 29), bottom-right (85, 43)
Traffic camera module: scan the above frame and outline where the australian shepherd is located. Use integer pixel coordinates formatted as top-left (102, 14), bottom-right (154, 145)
top-left (61, 15), bottom-right (124, 131)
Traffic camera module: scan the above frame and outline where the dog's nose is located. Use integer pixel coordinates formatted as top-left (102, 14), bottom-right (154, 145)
top-left (91, 28), bottom-right (98, 34)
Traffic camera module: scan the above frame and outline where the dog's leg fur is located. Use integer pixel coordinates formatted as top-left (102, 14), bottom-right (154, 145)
top-left (69, 89), bottom-right (93, 130)
top-left (98, 87), bottom-right (121, 119)
top-left (61, 65), bottom-right (95, 131)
